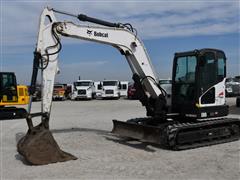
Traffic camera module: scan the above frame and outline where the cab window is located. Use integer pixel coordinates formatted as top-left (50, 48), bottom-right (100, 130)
top-left (175, 56), bottom-right (197, 83)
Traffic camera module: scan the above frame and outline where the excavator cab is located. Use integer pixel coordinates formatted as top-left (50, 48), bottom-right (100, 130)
top-left (113, 49), bottom-right (239, 150)
top-left (172, 49), bottom-right (228, 119)
top-left (0, 72), bottom-right (18, 103)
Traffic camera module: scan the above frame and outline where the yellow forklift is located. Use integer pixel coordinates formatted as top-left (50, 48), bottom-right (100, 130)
top-left (0, 72), bottom-right (29, 120)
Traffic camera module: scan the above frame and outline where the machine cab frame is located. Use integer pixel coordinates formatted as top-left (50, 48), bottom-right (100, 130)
top-left (172, 49), bottom-right (227, 119)
top-left (0, 72), bottom-right (18, 103)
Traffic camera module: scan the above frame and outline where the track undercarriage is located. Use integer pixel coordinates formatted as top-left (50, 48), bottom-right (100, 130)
top-left (0, 107), bottom-right (27, 120)
top-left (112, 117), bottom-right (240, 150)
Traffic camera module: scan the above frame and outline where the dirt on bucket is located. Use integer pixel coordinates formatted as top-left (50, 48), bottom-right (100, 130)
top-left (17, 124), bottom-right (77, 165)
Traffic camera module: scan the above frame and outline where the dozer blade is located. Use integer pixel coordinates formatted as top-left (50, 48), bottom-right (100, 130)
top-left (17, 124), bottom-right (77, 165)
top-left (112, 119), bottom-right (168, 145)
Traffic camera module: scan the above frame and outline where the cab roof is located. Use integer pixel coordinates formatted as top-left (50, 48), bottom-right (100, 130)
top-left (174, 48), bottom-right (226, 57)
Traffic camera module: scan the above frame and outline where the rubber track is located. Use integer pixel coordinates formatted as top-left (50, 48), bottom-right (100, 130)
top-left (113, 117), bottom-right (240, 150)
top-left (166, 118), bottom-right (240, 150)
top-left (0, 107), bottom-right (27, 120)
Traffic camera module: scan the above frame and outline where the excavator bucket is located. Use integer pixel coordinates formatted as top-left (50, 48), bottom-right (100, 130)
top-left (17, 124), bottom-right (77, 165)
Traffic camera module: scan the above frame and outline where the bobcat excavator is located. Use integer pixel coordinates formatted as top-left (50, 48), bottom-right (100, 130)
top-left (17, 7), bottom-right (240, 165)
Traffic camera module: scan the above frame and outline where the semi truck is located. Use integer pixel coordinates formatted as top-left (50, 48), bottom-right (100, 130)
top-left (52, 84), bottom-right (66, 101)
top-left (72, 80), bottom-right (95, 100)
top-left (101, 80), bottom-right (121, 99)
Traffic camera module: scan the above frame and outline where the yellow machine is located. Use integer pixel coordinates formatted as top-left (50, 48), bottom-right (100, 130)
top-left (0, 85), bottom-right (29, 106)
top-left (0, 72), bottom-right (29, 120)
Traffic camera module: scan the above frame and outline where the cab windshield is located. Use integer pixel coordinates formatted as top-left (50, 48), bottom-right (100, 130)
top-left (74, 82), bottom-right (91, 86)
top-left (1, 73), bottom-right (16, 89)
top-left (103, 81), bottom-right (118, 86)
top-left (54, 85), bottom-right (64, 89)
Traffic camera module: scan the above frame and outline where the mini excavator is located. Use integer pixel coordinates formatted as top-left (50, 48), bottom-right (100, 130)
top-left (17, 7), bottom-right (240, 165)
top-left (0, 72), bottom-right (29, 120)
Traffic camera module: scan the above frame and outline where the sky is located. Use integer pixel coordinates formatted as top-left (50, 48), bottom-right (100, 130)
top-left (1, 0), bottom-right (239, 84)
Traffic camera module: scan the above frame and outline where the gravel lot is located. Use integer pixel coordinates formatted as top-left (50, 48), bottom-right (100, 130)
top-left (1, 97), bottom-right (240, 180)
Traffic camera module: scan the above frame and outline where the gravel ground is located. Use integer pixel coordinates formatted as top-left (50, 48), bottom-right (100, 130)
top-left (1, 98), bottom-right (240, 180)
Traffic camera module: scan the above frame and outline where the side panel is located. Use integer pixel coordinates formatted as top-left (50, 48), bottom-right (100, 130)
top-left (17, 85), bottom-right (30, 105)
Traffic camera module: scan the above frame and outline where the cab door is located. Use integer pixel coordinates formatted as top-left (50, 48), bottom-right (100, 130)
top-left (195, 50), bottom-right (227, 118)
top-left (198, 51), bottom-right (226, 107)
top-left (172, 55), bottom-right (197, 114)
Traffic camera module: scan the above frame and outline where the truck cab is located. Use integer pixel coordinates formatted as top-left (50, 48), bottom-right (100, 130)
top-left (225, 77), bottom-right (240, 97)
top-left (53, 84), bottom-right (66, 101)
top-left (72, 80), bottom-right (95, 100)
top-left (101, 80), bottom-right (120, 99)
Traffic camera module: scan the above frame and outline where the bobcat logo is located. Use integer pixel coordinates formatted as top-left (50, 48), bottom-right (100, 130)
top-left (87, 29), bottom-right (108, 38)
top-left (87, 30), bottom-right (93, 36)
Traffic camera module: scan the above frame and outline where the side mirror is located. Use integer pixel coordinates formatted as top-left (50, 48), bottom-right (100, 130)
top-left (98, 83), bottom-right (102, 89)
top-left (118, 82), bottom-right (121, 89)
top-left (73, 82), bottom-right (77, 90)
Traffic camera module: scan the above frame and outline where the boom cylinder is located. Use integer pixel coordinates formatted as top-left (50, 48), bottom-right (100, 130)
top-left (77, 14), bottom-right (121, 28)
top-left (50, 8), bottom-right (121, 28)
top-left (29, 50), bottom-right (41, 95)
